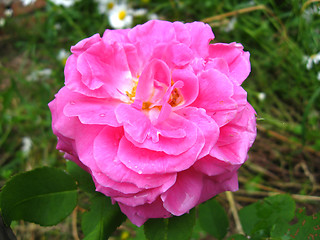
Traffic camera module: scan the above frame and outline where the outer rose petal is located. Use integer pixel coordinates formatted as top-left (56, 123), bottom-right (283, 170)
top-left (193, 155), bottom-right (238, 176)
top-left (71, 33), bottom-right (101, 55)
top-left (185, 21), bottom-right (214, 57)
top-left (210, 103), bottom-right (256, 164)
top-left (74, 124), bottom-right (104, 172)
top-left (64, 96), bottom-right (121, 127)
top-left (198, 171), bottom-right (239, 204)
top-left (161, 169), bottom-right (203, 216)
top-left (119, 198), bottom-right (171, 227)
top-left (209, 42), bottom-right (251, 85)
top-left (49, 87), bottom-right (82, 140)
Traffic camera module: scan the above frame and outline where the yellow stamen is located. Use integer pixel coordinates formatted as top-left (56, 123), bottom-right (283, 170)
top-left (107, 2), bottom-right (114, 10)
top-left (168, 88), bottom-right (183, 107)
top-left (118, 10), bottom-right (126, 20)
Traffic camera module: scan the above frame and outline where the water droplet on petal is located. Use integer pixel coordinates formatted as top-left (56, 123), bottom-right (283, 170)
top-left (99, 113), bottom-right (105, 117)
top-left (134, 165), bottom-right (138, 169)
top-left (138, 170), bottom-right (143, 174)
top-left (70, 101), bottom-right (76, 105)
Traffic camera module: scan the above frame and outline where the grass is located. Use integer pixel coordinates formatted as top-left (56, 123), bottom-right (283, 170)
top-left (0, 0), bottom-right (319, 239)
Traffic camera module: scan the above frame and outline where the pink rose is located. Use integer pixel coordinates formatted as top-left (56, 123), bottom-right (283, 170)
top-left (49, 20), bottom-right (256, 226)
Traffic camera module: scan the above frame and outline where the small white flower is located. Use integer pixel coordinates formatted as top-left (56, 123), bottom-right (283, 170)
top-left (4, 8), bottom-right (13, 17)
top-left (317, 72), bottom-right (320, 81)
top-left (0, 18), bottom-right (5, 27)
top-left (132, 8), bottom-right (147, 17)
top-left (222, 17), bottom-right (237, 32)
top-left (96, 0), bottom-right (115, 15)
top-left (21, 137), bottom-right (32, 156)
top-left (302, 5), bottom-right (320, 22)
top-left (50, 0), bottom-right (77, 7)
top-left (54, 23), bottom-right (62, 30)
top-left (57, 49), bottom-right (70, 65)
top-left (20, 0), bottom-right (36, 6)
top-left (148, 13), bottom-right (158, 20)
top-left (257, 92), bottom-right (266, 101)
top-left (304, 52), bottom-right (320, 70)
top-left (108, 4), bottom-right (133, 29)
top-left (26, 68), bottom-right (52, 82)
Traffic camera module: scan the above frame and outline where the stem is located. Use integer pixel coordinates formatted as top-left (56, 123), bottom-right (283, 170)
top-left (226, 191), bottom-right (244, 235)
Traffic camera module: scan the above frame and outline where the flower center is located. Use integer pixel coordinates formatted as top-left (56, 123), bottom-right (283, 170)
top-left (107, 2), bottom-right (114, 10)
top-left (125, 79), bottom-right (184, 111)
top-left (125, 80), bottom-right (138, 102)
top-left (168, 88), bottom-right (183, 107)
top-left (118, 10), bottom-right (127, 20)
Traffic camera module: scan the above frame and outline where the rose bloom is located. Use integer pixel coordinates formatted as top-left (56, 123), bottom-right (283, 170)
top-left (49, 20), bottom-right (256, 226)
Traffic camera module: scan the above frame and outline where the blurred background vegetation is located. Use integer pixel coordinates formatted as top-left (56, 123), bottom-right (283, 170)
top-left (0, 0), bottom-right (319, 239)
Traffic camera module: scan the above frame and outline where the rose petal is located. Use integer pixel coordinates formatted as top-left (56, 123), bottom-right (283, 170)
top-left (64, 96), bottom-right (121, 127)
top-left (209, 42), bottom-right (250, 85)
top-left (127, 112), bottom-right (198, 155)
top-left (210, 103), bottom-right (256, 164)
top-left (161, 169), bottom-right (203, 216)
top-left (176, 107), bottom-right (219, 158)
top-left (118, 197), bottom-right (171, 227)
top-left (93, 126), bottom-right (177, 189)
top-left (192, 68), bottom-right (238, 126)
top-left (198, 172), bottom-right (239, 204)
top-left (185, 21), bottom-right (214, 57)
top-left (117, 130), bottom-right (204, 174)
top-left (115, 103), bottom-right (151, 143)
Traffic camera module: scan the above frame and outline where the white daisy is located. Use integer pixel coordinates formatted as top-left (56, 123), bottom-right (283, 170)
top-left (96, 0), bottom-right (115, 15)
top-left (4, 8), bottom-right (13, 17)
top-left (108, 3), bottom-right (133, 29)
top-left (57, 49), bottom-right (70, 65)
top-left (222, 17), bottom-right (237, 32)
top-left (304, 52), bottom-right (320, 70)
top-left (26, 68), bottom-right (52, 82)
top-left (0, 18), bottom-right (5, 27)
top-left (50, 0), bottom-right (77, 7)
top-left (148, 13), bottom-right (158, 20)
top-left (20, 0), bottom-right (36, 6)
top-left (257, 92), bottom-right (266, 101)
top-left (21, 137), bottom-right (32, 156)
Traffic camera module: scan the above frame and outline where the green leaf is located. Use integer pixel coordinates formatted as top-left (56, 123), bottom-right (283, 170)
top-left (239, 194), bottom-right (295, 238)
top-left (271, 208), bottom-right (320, 239)
top-left (82, 193), bottom-right (126, 240)
top-left (0, 167), bottom-right (78, 226)
top-left (198, 198), bottom-right (229, 240)
top-left (66, 160), bottom-right (95, 193)
top-left (144, 218), bottom-right (166, 240)
top-left (168, 208), bottom-right (196, 240)
top-left (144, 209), bottom-right (196, 240)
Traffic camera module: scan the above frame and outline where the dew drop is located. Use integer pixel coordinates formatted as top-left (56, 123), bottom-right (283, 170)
top-left (138, 170), bottom-right (143, 174)
top-left (134, 165), bottom-right (138, 169)
top-left (70, 101), bottom-right (76, 105)
top-left (99, 113), bottom-right (105, 117)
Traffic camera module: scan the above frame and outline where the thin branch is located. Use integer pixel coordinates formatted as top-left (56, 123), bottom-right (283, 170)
top-left (226, 191), bottom-right (244, 235)
top-left (72, 207), bottom-right (79, 240)
top-left (236, 190), bottom-right (320, 202)
top-left (301, 0), bottom-right (320, 13)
